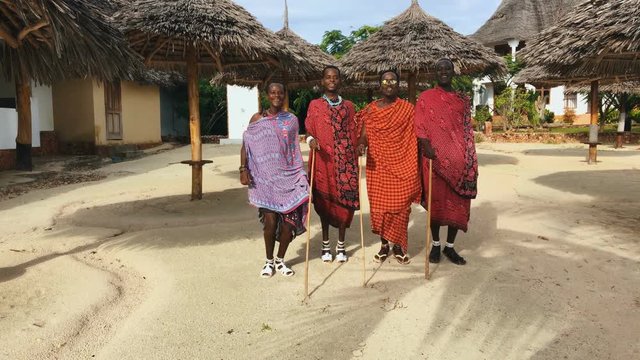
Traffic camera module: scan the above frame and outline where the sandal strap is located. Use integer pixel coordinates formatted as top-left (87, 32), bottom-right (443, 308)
top-left (274, 257), bottom-right (293, 274)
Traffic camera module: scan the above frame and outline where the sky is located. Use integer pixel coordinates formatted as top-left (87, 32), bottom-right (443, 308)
top-left (233, 0), bottom-right (502, 45)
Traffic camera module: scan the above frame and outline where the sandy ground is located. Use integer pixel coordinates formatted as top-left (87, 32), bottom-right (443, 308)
top-left (0, 142), bottom-right (639, 360)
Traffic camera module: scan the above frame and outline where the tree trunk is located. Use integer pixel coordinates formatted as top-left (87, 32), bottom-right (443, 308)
top-left (187, 44), bottom-right (203, 200)
top-left (15, 63), bottom-right (33, 171)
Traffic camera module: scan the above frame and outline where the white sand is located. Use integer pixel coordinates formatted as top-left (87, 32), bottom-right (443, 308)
top-left (1, 142), bottom-right (639, 360)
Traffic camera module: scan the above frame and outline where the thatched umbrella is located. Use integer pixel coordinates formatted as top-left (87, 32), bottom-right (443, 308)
top-left (339, 0), bottom-right (506, 103)
top-left (115, 0), bottom-right (301, 200)
top-left (471, 0), bottom-right (581, 48)
top-left (0, 0), bottom-right (140, 170)
top-left (518, 0), bottom-right (640, 163)
top-left (210, 0), bottom-right (334, 108)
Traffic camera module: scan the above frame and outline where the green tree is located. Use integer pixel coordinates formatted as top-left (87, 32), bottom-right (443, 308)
top-left (320, 25), bottom-right (381, 58)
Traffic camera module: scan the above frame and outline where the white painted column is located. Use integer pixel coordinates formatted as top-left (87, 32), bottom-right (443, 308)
top-left (507, 39), bottom-right (520, 60)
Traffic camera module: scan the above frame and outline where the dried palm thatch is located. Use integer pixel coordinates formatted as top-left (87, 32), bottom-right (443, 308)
top-left (210, 1), bottom-right (334, 90)
top-left (135, 69), bottom-right (185, 87)
top-left (340, 1), bottom-right (506, 80)
top-left (113, 0), bottom-right (309, 74)
top-left (566, 81), bottom-right (640, 95)
top-left (519, 0), bottom-right (640, 81)
top-left (514, 63), bottom-right (640, 87)
top-left (211, 27), bottom-right (335, 89)
top-left (339, 0), bottom-right (505, 103)
top-left (0, 0), bottom-right (140, 84)
top-left (471, 0), bottom-right (581, 47)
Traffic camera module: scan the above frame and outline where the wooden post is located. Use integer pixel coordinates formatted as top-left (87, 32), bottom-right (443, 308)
top-left (15, 62), bottom-right (33, 171)
top-left (424, 159), bottom-right (433, 280)
top-left (187, 43), bottom-right (203, 199)
top-left (304, 149), bottom-right (316, 302)
top-left (588, 80), bottom-right (599, 164)
top-left (408, 71), bottom-right (417, 105)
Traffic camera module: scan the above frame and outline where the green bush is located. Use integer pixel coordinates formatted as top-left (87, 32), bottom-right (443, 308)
top-left (544, 109), bottom-right (555, 123)
top-left (604, 109), bottom-right (620, 124)
top-left (474, 105), bottom-right (492, 123)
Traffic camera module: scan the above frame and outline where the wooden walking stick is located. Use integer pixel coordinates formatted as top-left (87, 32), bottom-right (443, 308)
top-left (304, 149), bottom-right (316, 301)
top-left (425, 159), bottom-right (433, 280)
top-left (358, 155), bottom-right (366, 287)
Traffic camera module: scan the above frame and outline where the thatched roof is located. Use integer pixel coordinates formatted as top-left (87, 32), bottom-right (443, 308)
top-left (211, 25), bottom-right (335, 89)
top-left (339, 0), bottom-right (506, 82)
top-left (566, 81), bottom-right (640, 95)
top-left (341, 79), bottom-right (432, 95)
top-left (0, 0), bottom-right (141, 84)
top-left (113, 0), bottom-right (311, 75)
top-left (471, 0), bottom-right (581, 47)
top-left (134, 69), bottom-right (185, 87)
top-left (519, 0), bottom-right (640, 82)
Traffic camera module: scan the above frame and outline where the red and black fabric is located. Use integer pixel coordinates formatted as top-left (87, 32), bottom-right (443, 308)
top-left (305, 98), bottom-right (359, 228)
top-left (415, 86), bottom-right (478, 232)
top-left (356, 98), bottom-right (421, 251)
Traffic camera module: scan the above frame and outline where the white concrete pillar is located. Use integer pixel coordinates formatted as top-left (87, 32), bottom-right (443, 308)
top-left (507, 39), bottom-right (520, 60)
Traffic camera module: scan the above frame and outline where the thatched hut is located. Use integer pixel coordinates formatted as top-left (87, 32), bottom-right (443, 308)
top-left (212, 1), bottom-right (334, 92)
top-left (0, 0), bottom-right (140, 170)
top-left (115, 0), bottom-right (303, 200)
top-left (519, 0), bottom-right (640, 81)
top-left (339, 0), bottom-right (506, 103)
top-left (471, 0), bottom-right (580, 56)
top-left (518, 0), bottom-right (640, 163)
top-left (211, 1), bottom-right (335, 109)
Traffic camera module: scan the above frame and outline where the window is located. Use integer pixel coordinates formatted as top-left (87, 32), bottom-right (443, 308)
top-left (104, 81), bottom-right (122, 140)
top-left (564, 93), bottom-right (578, 110)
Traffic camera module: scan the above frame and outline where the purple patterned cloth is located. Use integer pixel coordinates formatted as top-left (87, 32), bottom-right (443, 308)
top-left (243, 111), bottom-right (309, 221)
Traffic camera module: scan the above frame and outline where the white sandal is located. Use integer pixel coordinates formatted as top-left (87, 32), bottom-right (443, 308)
top-left (336, 241), bottom-right (348, 263)
top-left (274, 257), bottom-right (294, 277)
top-left (260, 259), bottom-right (275, 278)
top-left (321, 240), bottom-right (333, 263)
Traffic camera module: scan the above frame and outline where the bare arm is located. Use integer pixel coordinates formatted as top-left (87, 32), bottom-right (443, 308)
top-left (240, 113), bottom-right (263, 185)
top-left (357, 117), bottom-right (368, 156)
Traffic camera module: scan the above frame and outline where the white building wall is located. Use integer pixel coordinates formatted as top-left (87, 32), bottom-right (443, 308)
top-left (223, 85), bottom-right (259, 144)
top-left (472, 77), bottom-right (494, 112)
top-left (576, 93), bottom-right (589, 114)
top-left (547, 86), bottom-right (566, 116)
top-left (547, 85), bottom-right (589, 116)
top-left (0, 80), bottom-right (54, 149)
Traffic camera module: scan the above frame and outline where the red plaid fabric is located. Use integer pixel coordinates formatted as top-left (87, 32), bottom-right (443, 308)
top-left (357, 98), bottom-right (421, 251)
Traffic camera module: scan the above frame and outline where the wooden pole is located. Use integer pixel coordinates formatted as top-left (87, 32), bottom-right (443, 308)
top-left (358, 155), bottom-right (366, 287)
top-left (15, 61), bottom-right (33, 171)
top-left (408, 71), bottom-right (417, 105)
top-left (588, 80), bottom-right (599, 164)
top-left (424, 159), bottom-right (433, 279)
top-left (304, 149), bottom-right (316, 301)
top-left (187, 43), bottom-right (203, 199)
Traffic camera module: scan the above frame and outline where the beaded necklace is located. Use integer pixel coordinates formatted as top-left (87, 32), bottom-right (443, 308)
top-left (322, 94), bottom-right (343, 107)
